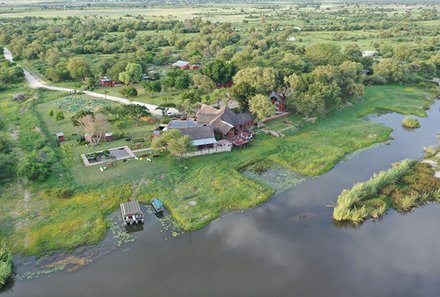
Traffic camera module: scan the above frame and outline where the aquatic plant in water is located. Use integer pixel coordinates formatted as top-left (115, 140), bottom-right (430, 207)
top-left (401, 117), bottom-right (420, 129)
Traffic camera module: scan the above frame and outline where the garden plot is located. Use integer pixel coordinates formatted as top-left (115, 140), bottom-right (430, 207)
top-left (53, 95), bottom-right (110, 112)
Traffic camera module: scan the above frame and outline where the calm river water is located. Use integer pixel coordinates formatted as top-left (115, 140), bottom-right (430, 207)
top-left (2, 100), bottom-right (440, 297)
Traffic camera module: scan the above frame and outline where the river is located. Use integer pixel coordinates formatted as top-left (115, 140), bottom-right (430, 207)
top-left (1, 100), bottom-right (440, 297)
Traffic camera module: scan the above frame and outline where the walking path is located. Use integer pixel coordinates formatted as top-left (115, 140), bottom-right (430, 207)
top-left (3, 48), bottom-right (177, 116)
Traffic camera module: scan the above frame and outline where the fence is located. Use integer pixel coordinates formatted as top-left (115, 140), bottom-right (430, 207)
top-left (182, 145), bottom-right (232, 157)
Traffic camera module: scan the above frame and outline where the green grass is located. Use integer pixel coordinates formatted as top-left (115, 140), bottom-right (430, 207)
top-left (0, 84), bottom-right (435, 255)
top-left (92, 85), bottom-right (182, 106)
top-left (70, 84), bottom-right (435, 227)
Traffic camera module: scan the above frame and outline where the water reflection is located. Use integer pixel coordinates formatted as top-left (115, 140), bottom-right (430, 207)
top-left (124, 224), bottom-right (144, 234)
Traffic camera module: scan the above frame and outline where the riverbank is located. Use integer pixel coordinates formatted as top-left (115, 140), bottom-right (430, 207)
top-left (4, 97), bottom-right (440, 297)
top-left (0, 84), bottom-right (436, 257)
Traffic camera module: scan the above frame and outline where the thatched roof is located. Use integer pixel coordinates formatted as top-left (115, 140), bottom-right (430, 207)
top-left (196, 104), bottom-right (254, 129)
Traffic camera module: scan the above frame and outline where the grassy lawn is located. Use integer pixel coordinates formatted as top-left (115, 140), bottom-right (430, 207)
top-left (92, 85), bottom-right (182, 106)
top-left (74, 85), bottom-right (432, 231)
top-left (0, 84), bottom-right (435, 255)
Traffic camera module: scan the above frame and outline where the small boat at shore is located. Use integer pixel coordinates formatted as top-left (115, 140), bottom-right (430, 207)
top-left (151, 198), bottom-right (165, 214)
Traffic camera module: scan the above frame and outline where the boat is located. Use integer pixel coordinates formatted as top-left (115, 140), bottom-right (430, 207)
top-left (151, 198), bottom-right (165, 214)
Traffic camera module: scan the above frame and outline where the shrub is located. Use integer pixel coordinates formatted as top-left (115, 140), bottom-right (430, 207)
top-left (365, 74), bottom-right (386, 85)
top-left (401, 117), bottom-right (420, 129)
top-left (17, 148), bottom-right (57, 181)
top-left (0, 244), bottom-right (12, 289)
top-left (423, 146), bottom-right (438, 158)
top-left (247, 160), bottom-right (272, 175)
top-left (119, 86), bottom-right (138, 97)
top-left (55, 111), bottom-right (65, 121)
top-left (0, 153), bottom-right (17, 181)
top-left (51, 187), bottom-right (75, 198)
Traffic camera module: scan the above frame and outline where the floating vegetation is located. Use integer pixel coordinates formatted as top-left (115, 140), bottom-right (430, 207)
top-left (14, 211), bottom-right (137, 281)
top-left (17, 265), bottom-right (65, 281)
top-left (245, 160), bottom-right (273, 175)
top-left (243, 162), bottom-right (306, 193)
top-left (401, 117), bottom-right (420, 129)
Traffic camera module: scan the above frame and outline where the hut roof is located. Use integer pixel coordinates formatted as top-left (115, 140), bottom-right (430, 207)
top-left (196, 104), bottom-right (221, 123)
top-left (120, 200), bottom-right (142, 216)
top-left (196, 104), bottom-right (254, 127)
top-left (167, 119), bottom-right (199, 130)
top-left (179, 125), bottom-right (215, 140)
top-left (172, 60), bottom-right (190, 67)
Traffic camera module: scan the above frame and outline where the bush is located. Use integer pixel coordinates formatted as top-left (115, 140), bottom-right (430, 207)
top-left (423, 146), bottom-right (438, 158)
top-left (119, 86), bottom-right (138, 97)
top-left (0, 244), bottom-right (12, 289)
top-left (247, 160), bottom-right (272, 175)
top-left (364, 74), bottom-right (386, 85)
top-left (402, 117), bottom-right (420, 129)
top-left (0, 153), bottom-right (17, 181)
top-left (52, 187), bottom-right (75, 198)
top-left (142, 80), bottom-right (162, 93)
top-left (17, 148), bottom-right (57, 181)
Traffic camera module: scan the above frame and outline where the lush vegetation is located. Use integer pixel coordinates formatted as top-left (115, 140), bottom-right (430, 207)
top-left (1, 2), bottom-right (439, 115)
top-left (402, 116), bottom-right (421, 129)
top-left (0, 84), bottom-right (433, 256)
top-left (0, 1), bottom-right (439, 257)
top-left (0, 244), bottom-right (12, 289)
top-left (333, 160), bottom-right (440, 223)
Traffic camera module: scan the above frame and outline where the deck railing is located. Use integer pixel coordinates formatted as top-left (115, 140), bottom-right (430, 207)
top-left (182, 145), bottom-right (232, 157)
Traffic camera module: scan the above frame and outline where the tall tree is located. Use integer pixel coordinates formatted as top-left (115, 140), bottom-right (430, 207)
top-left (202, 60), bottom-right (236, 84)
top-left (249, 94), bottom-right (275, 122)
top-left (66, 57), bottom-right (91, 82)
top-left (119, 63), bottom-right (142, 85)
top-left (122, 105), bottom-right (150, 126)
top-left (76, 114), bottom-right (109, 146)
top-left (152, 129), bottom-right (193, 157)
top-left (192, 74), bottom-right (216, 93)
top-left (230, 82), bottom-right (257, 111)
top-left (233, 67), bottom-right (279, 94)
top-left (305, 43), bottom-right (344, 66)
top-left (373, 59), bottom-right (409, 83)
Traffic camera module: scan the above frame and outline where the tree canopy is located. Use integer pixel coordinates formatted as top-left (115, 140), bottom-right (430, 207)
top-left (249, 94), bottom-right (275, 121)
top-left (152, 129), bottom-right (194, 157)
top-left (119, 63), bottom-right (142, 85)
top-left (233, 67), bottom-right (279, 94)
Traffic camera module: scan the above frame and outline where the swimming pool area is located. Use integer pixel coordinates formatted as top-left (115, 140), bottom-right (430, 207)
top-left (81, 146), bottom-right (136, 166)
